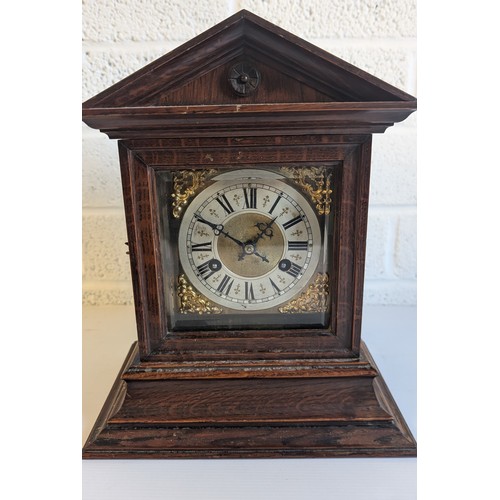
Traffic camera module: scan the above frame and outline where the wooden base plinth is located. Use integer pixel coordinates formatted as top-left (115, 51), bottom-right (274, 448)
top-left (83, 342), bottom-right (416, 458)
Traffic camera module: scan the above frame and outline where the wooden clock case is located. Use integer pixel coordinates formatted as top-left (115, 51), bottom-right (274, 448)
top-left (82, 10), bottom-right (417, 458)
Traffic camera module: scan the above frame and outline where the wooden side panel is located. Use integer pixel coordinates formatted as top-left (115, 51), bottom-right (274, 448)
top-left (119, 143), bottom-right (165, 354)
top-left (330, 136), bottom-right (372, 355)
top-left (351, 138), bottom-right (372, 352)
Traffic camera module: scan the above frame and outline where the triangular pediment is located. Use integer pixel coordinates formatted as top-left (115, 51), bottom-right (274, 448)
top-left (144, 56), bottom-right (335, 106)
top-left (82, 10), bottom-right (416, 138)
top-left (83, 10), bottom-right (414, 110)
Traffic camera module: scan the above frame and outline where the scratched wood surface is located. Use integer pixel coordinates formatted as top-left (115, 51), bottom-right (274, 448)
top-left (82, 305), bottom-right (416, 465)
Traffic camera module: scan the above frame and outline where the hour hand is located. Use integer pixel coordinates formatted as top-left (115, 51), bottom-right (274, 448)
top-left (253, 217), bottom-right (277, 245)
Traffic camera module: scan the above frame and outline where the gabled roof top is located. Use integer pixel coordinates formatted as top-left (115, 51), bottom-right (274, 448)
top-left (82, 10), bottom-right (416, 138)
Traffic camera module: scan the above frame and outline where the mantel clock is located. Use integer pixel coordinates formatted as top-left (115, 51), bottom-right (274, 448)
top-left (83, 10), bottom-right (417, 458)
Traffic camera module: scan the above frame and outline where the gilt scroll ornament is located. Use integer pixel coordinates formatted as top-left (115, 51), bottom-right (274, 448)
top-left (177, 274), bottom-right (222, 314)
top-left (279, 273), bottom-right (329, 313)
top-left (280, 166), bottom-right (332, 215)
top-left (172, 169), bottom-right (217, 218)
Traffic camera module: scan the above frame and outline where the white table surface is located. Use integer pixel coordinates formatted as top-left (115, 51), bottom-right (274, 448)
top-left (83, 305), bottom-right (416, 500)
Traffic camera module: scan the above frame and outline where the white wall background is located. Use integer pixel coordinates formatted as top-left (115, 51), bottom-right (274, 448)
top-left (82, 0), bottom-right (417, 306)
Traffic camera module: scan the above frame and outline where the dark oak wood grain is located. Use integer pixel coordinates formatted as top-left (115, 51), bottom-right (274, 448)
top-left (82, 11), bottom-right (416, 139)
top-left (83, 11), bottom-right (415, 110)
top-left (82, 9), bottom-right (416, 458)
top-left (163, 57), bottom-right (334, 105)
top-left (83, 104), bottom-right (415, 139)
top-left (83, 342), bottom-right (416, 458)
top-left (117, 135), bottom-right (371, 362)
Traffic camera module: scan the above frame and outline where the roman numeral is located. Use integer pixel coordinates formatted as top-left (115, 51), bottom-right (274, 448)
top-left (215, 193), bottom-right (234, 215)
top-left (287, 241), bottom-right (309, 251)
top-left (282, 215), bottom-right (303, 230)
top-left (286, 263), bottom-right (302, 278)
top-left (196, 259), bottom-right (221, 280)
top-left (243, 187), bottom-right (257, 209)
top-left (196, 261), bottom-right (216, 280)
top-left (245, 282), bottom-right (255, 301)
top-left (268, 194), bottom-right (282, 214)
top-left (269, 278), bottom-right (281, 294)
top-left (217, 275), bottom-right (234, 295)
top-left (191, 241), bottom-right (212, 252)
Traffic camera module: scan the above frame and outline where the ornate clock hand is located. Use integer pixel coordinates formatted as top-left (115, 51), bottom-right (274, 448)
top-left (194, 213), bottom-right (246, 249)
top-left (253, 250), bottom-right (269, 263)
top-left (194, 213), bottom-right (224, 234)
top-left (253, 217), bottom-right (277, 246)
top-left (194, 213), bottom-right (269, 264)
top-left (238, 242), bottom-right (270, 263)
top-left (236, 217), bottom-right (277, 262)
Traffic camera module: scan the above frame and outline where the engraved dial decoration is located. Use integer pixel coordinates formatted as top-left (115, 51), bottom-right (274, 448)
top-left (178, 171), bottom-right (321, 311)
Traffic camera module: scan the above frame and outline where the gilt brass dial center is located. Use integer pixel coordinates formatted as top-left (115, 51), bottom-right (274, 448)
top-left (217, 213), bottom-right (284, 278)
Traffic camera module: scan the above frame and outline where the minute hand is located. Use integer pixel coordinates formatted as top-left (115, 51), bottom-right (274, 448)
top-left (194, 214), bottom-right (245, 248)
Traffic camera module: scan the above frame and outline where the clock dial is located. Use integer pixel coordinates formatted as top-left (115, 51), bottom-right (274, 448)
top-left (178, 172), bottom-right (321, 310)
